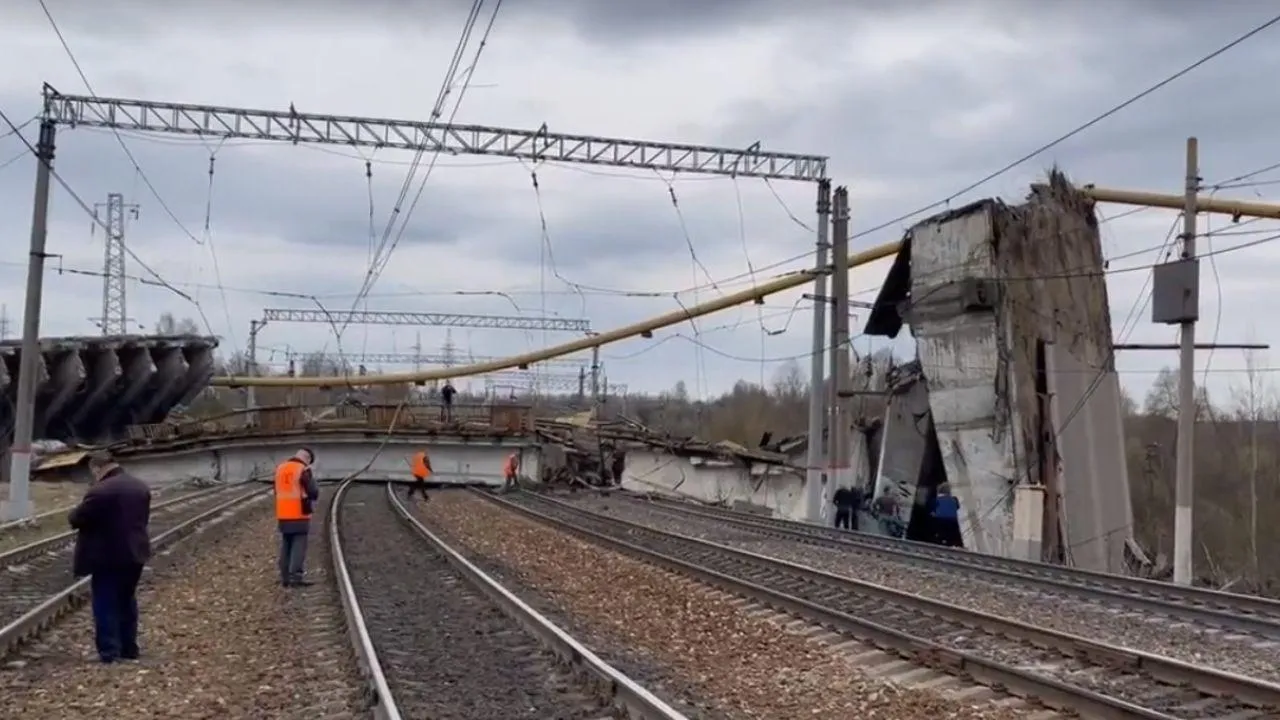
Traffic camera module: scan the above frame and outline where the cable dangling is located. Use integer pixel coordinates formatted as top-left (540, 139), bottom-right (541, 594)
top-left (202, 141), bottom-right (238, 352)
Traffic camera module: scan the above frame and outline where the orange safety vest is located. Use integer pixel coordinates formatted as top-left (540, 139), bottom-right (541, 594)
top-left (411, 450), bottom-right (432, 479)
top-left (274, 459), bottom-right (309, 521)
top-left (503, 453), bottom-right (519, 478)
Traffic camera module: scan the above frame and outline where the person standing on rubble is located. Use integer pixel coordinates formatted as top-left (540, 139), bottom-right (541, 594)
top-left (274, 448), bottom-right (319, 587)
top-left (407, 449), bottom-right (432, 502)
top-left (70, 451), bottom-right (152, 664)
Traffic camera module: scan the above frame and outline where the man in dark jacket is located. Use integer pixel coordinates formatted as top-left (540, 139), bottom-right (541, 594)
top-left (832, 485), bottom-right (864, 530)
top-left (275, 448), bottom-right (320, 587)
top-left (440, 380), bottom-right (457, 422)
top-left (69, 451), bottom-right (152, 664)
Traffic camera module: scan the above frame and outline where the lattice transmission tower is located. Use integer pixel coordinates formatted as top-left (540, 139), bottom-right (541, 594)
top-left (92, 193), bottom-right (139, 335)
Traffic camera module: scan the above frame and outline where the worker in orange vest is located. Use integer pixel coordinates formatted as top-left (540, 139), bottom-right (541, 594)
top-left (407, 449), bottom-right (432, 501)
top-left (502, 452), bottom-right (520, 491)
top-left (275, 447), bottom-right (319, 587)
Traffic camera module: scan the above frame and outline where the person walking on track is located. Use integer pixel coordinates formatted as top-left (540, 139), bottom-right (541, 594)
top-left (407, 449), bottom-right (432, 501)
top-left (502, 452), bottom-right (520, 491)
top-left (274, 447), bottom-right (319, 587)
top-left (70, 450), bottom-right (152, 664)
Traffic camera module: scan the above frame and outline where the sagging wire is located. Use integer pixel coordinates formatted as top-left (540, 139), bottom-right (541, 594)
top-left (201, 139), bottom-right (239, 353)
top-left (360, 155), bottom-right (377, 361)
top-left (730, 176), bottom-right (768, 385)
top-left (661, 173), bottom-right (720, 414)
top-left (522, 159), bottom-right (588, 318)
top-left (345, 0), bottom-right (501, 335)
top-left (762, 177), bottom-right (814, 233)
top-left (0, 150), bottom-right (26, 172)
top-left (0, 105), bottom-right (216, 337)
top-left (1198, 186), bottom-right (1226, 391)
top-left (342, 0), bottom-right (483, 331)
top-left (523, 158), bottom-right (582, 393)
top-left (37, 0), bottom-right (205, 249)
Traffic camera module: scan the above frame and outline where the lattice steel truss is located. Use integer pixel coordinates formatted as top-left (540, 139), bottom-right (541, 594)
top-left (95, 193), bottom-right (138, 335)
top-left (262, 308), bottom-right (591, 333)
top-left (483, 369), bottom-right (626, 395)
top-left (42, 84), bottom-right (828, 181)
top-left (352, 351), bottom-right (586, 369)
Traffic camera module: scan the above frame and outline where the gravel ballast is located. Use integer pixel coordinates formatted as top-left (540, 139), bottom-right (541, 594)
top-left (417, 490), bottom-right (1030, 720)
top-left (563, 493), bottom-right (1280, 682)
top-left (0, 488), bottom-right (366, 720)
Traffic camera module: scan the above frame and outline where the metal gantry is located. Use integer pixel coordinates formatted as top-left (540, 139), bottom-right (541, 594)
top-left (352, 351), bottom-right (586, 369)
top-left (41, 85), bottom-right (828, 181)
top-left (5, 82), bottom-right (828, 521)
top-left (261, 308), bottom-right (592, 333)
top-left (482, 369), bottom-right (627, 396)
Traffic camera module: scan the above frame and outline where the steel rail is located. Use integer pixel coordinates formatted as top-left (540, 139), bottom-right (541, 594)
top-left (0, 481), bottom-right (200, 535)
top-left (329, 479), bottom-right (403, 720)
top-left (485, 490), bottom-right (1280, 719)
top-left (381, 483), bottom-right (689, 720)
top-left (0, 484), bottom-right (232, 569)
top-left (637, 493), bottom-right (1280, 636)
top-left (0, 485), bottom-right (267, 655)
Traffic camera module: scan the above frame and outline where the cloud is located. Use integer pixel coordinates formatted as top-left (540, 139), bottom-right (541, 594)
top-left (1, 0), bottom-right (1279, 405)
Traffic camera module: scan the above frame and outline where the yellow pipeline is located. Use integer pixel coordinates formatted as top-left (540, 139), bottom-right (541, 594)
top-left (1078, 185), bottom-right (1280, 220)
top-left (212, 240), bottom-right (904, 388)
top-left (215, 184), bottom-right (1280, 389)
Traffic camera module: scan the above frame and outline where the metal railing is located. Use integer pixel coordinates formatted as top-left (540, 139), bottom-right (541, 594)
top-left (121, 401), bottom-right (534, 448)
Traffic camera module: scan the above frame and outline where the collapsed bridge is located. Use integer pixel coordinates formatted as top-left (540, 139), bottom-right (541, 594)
top-left (0, 334), bottom-right (219, 465)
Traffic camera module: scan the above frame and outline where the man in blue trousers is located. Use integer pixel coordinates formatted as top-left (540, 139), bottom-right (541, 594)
top-left (70, 451), bottom-right (152, 664)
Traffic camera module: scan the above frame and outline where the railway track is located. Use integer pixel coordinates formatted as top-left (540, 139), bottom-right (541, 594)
top-left (494, 490), bottom-right (1280, 720)
top-left (630, 493), bottom-right (1280, 638)
top-left (331, 481), bottom-right (687, 720)
top-left (0, 483), bottom-right (266, 657)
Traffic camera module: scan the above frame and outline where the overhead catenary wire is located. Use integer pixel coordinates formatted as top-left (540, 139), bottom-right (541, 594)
top-left (36, 0), bottom-right (206, 250)
top-left (342, 0), bottom-right (484, 326)
top-left (201, 142), bottom-right (239, 352)
top-left (0, 105), bottom-right (216, 336)
top-left (343, 0), bottom-right (503, 333)
top-left (23, 5), bottom-right (1277, 391)
top-left (212, 216), bottom-right (1280, 389)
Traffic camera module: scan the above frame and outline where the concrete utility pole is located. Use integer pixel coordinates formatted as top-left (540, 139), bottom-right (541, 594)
top-left (5, 119), bottom-right (56, 521)
top-left (247, 319), bottom-right (265, 413)
top-left (96, 192), bottom-right (139, 336)
top-left (829, 187), bottom-right (852, 501)
top-left (1173, 138), bottom-right (1199, 586)
top-left (804, 179), bottom-right (833, 524)
top-left (590, 342), bottom-right (602, 417)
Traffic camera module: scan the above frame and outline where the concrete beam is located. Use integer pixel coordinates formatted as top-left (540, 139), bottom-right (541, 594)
top-left (0, 334), bottom-right (220, 459)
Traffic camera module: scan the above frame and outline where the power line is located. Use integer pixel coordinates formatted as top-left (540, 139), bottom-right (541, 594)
top-left (36, 0), bottom-right (207, 250)
top-left (346, 0), bottom-right (503, 328)
top-left (0, 106), bottom-right (210, 331)
top-left (838, 10), bottom-right (1280, 245)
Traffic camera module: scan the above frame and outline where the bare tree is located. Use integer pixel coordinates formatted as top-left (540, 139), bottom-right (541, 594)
top-left (1143, 366), bottom-right (1213, 420)
top-left (1231, 349), bottom-right (1275, 580)
top-left (155, 312), bottom-right (201, 335)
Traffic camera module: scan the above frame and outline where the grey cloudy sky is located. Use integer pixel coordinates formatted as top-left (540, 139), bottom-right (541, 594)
top-left (1, 0), bottom-right (1279, 403)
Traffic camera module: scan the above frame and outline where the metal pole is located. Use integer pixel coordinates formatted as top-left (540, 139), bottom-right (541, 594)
top-left (5, 119), bottom-right (57, 521)
top-left (590, 343), bottom-right (601, 417)
top-left (830, 187), bottom-right (852, 503)
top-left (247, 320), bottom-right (261, 412)
top-left (1173, 137), bottom-right (1199, 586)
top-left (804, 179), bottom-right (832, 524)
